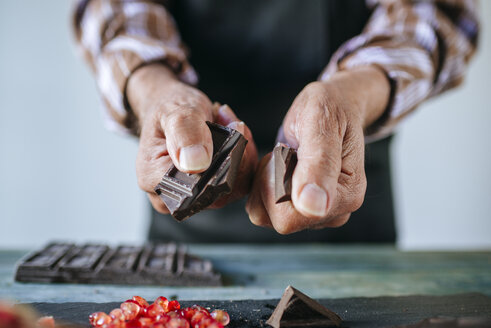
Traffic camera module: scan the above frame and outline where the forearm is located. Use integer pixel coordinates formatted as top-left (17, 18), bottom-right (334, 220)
top-left (127, 64), bottom-right (181, 125)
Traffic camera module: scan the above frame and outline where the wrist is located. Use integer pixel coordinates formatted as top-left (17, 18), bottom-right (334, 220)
top-left (326, 65), bottom-right (391, 130)
top-left (127, 63), bottom-right (181, 125)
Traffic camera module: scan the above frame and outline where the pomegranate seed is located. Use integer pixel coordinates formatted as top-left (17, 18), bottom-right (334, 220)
top-left (190, 312), bottom-right (209, 326)
top-left (154, 313), bottom-right (171, 324)
top-left (109, 309), bottom-right (126, 321)
top-left (89, 312), bottom-right (112, 327)
top-left (37, 316), bottom-right (55, 328)
top-left (125, 318), bottom-right (141, 328)
top-left (191, 305), bottom-right (209, 315)
top-left (206, 321), bottom-right (224, 328)
top-left (120, 302), bottom-right (141, 320)
top-left (211, 310), bottom-right (230, 326)
top-left (166, 311), bottom-right (181, 319)
top-left (179, 307), bottom-right (196, 321)
top-left (132, 296), bottom-right (149, 308)
top-left (125, 299), bottom-right (142, 307)
top-left (166, 317), bottom-right (190, 328)
top-left (106, 322), bottom-right (124, 328)
top-left (168, 300), bottom-right (180, 312)
top-left (154, 297), bottom-right (169, 312)
top-left (144, 304), bottom-right (165, 319)
top-left (154, 297), bottom-right (168, 307)
top-left (138, 317), bottom-right (153, 328)
top-left (195, 317), bottom-right (223, 328)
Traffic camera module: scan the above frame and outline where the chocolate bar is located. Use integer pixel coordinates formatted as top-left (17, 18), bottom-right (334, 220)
top-left (266, 286), bottom-right (342, 328)
top-left (155, 121), bottom-right (247, 221)
top-left (273, 144), bottom-right (297, 204)
top-left (15, 242), bottom-right (221, 286)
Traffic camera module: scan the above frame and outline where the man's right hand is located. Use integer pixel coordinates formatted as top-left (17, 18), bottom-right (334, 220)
top-left (127, 64), bottom-right (258, 214)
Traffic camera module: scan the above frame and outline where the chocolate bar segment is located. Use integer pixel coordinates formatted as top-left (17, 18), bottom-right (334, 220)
top-left (266, 286), bottom-right (342, 328)
top-left (14, 242), bottom-right (75, 283)
top-left (273, 144), bottom-right (297, 204)
top-left (155, 121), bottom-right (247, 221)
top-left (15, 242), bottom-right (221, 286)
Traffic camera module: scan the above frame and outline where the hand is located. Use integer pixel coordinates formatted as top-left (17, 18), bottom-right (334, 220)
top-left (246, 66), bottom-right (390, 234)
top-left (127, 64), bottom-right (258, 213)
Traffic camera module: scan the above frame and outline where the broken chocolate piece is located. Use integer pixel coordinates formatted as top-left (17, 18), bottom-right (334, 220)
top-left (266, 286), bottom-right (342, 328)
top-left (154, 121), bottom-right (247, 221)
top-left (273, 144), bottom-right (297, 204)
top-left (15, 242), bottom-right (221, 286)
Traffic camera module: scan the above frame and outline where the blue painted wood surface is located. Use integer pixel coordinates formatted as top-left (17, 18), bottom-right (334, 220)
top-left (1, 245), bottom-right (490, 303)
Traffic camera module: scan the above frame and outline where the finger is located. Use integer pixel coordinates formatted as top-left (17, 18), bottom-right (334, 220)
top-left (325, 126), bottom-right (367, 218)
top-left (148, 193), bottom-right (170, 214)
top-left (136, 119), bottom-right (173, 194)
top-left (215, 104), bottom-right (239, 126)
top-left (162, 105), bottom-right (213, 174)
top-left (249, 153), bottom-right (308, 234)
top-left (290, 109), bottom-right (343, 220)
top-left (245, 154), bottom-right (273, 228)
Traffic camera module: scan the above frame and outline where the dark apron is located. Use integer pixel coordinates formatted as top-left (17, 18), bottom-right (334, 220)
top-left (148, 0), bottom-right (396, 243)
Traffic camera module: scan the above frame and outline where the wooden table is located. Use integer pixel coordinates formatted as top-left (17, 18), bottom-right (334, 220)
top-left (1, 244), bottom-right (490, 303)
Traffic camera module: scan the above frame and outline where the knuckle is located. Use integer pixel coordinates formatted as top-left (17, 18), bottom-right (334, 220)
top-left (273, 219), bottom-right (299, 235)
top-left (150, 196), bottom-right (169, 214)
top-left (304, 81), bottom-right (326, 94)
top-left (249, 214), bottom-right (263, 227)
top-left (275, 224), bottom-right (294, 235)
top-left (165, 109), bottom-right (198, 129)
top-left (136, 175), bottom-right (148, 192)
top-left (136, 170), bottom-right (153, 193)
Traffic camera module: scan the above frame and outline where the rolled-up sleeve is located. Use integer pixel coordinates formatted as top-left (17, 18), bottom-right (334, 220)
top-left (73, 0), bottom-right (197, 135)
top-left (320, 0), bottom-right (479, 141)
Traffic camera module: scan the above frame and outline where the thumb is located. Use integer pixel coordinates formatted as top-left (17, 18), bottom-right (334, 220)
top-left (161, 106), bottom-right (213, 174)
top-left (290, 116), bottom-right (342, 219)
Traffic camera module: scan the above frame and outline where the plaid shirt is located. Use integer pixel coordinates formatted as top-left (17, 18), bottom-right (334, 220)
top-left (73, 0), bottom-right (479, 139)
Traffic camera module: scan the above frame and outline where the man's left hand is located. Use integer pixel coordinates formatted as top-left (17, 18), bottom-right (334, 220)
top-left (246, 66), bottom-right (390, 234)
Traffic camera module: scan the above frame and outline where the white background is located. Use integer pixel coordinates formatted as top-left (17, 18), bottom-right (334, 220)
top-left (1, 1), bottom-right (490, 250)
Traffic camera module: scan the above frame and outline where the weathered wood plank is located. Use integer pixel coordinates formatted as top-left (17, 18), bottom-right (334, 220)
top-left (1, 245), bottom-right (490, 303)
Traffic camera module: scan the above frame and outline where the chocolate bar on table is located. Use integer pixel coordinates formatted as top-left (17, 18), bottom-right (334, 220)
top-left (154, 121), bottom-right (247, 221)
top-left (273, 144), bottom-right (297, 204)
top-left (15, 242), bottom-right (221, 286)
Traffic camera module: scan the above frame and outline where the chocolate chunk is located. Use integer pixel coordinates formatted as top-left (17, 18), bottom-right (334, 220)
top-left (154, 121), bottom-right (247, 221)
top-left (273, 144), bottom-right (297, 204)
top-left (266, 286), bottom-right (342, 328)
top-left (15, 242), bottom-right (221, 286)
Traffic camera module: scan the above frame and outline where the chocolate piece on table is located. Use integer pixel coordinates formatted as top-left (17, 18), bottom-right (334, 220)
top-left (273, 144), bottom-right (297, 204)
top-left (154, 121), bottom-right (247, 221)
top-left (266, 285), bottom-right (342, 328)
top-left (15, 242), bottom-right (221, 286)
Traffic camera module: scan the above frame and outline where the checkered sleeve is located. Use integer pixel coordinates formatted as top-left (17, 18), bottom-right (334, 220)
top-left (321, 0), bottom-right (480, 141)
top-left (73, 0), bottom-right (197, 135)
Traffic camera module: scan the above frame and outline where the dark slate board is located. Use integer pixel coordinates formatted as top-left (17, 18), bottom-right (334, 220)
top-left (29, 293), bottom-right (491, 328)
